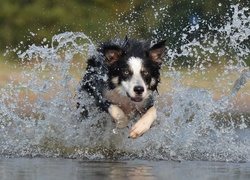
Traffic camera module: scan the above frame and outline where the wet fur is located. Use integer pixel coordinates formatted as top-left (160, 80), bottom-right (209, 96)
top-left (77, 37), bottom-right (166, 138)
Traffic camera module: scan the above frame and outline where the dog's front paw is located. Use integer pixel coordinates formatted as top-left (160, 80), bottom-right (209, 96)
top-left (108, 104), bottom-right (129, 128)
top-left (129, 120), bottom-right (150, 138)
top-left (129, 106), bottom-right (157, 139)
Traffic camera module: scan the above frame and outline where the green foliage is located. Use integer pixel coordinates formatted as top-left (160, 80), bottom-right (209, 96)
top-left (0, 0), bottom-right (118, 51)
top-left (0, 0), bottom-right (249, 65)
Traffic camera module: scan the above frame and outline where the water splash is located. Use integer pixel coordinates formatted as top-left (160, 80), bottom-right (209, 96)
top-left (0, 4), bottom-right (250, 162)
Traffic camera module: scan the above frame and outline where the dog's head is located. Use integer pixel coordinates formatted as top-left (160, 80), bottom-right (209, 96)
top-left (99, 37), bottom-right (166, 102)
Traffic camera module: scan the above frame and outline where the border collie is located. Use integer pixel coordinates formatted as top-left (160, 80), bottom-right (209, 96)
top-left (77, 36), bottom-right (166, 138)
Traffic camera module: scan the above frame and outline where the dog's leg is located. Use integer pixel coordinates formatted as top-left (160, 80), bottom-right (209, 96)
top-left (108, 104), bottom-right (129, 128)
top-left (129, 106), bottom-right (157, 138)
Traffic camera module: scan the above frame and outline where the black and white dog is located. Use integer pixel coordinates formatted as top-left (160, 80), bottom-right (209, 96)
top-left (77, 37), bottom-right (166, 138)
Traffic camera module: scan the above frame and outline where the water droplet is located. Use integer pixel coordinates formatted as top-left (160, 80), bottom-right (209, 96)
top-left (112, 128), bottom-right (118, 134)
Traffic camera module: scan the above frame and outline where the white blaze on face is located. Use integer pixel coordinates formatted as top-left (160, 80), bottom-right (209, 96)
top-left (121, 57), bottom-right (148, 100)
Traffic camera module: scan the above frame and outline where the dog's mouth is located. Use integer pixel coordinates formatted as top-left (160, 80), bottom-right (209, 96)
top-left (126, 93), bottom-right (143, 102)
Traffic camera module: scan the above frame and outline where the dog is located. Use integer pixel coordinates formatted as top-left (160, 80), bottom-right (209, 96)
top-left (76, 36), bottom-right (166, 138)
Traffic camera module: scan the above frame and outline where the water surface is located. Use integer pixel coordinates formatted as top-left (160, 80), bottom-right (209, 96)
top-left (1, 158), bottom-right (250, 180)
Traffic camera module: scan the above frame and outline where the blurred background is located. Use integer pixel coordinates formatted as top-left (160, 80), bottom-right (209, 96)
top-left (0, 0), bottom-right (249, 64)
top-left (0, 0), bottom-right (249, 97)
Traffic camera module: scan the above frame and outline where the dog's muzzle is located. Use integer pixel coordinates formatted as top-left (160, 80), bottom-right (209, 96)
top-left (127, 85), bottom-right (145, 102)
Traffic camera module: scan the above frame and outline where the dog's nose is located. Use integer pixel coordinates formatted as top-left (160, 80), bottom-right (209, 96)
top-left (134, 86), bottom-right (144, 95)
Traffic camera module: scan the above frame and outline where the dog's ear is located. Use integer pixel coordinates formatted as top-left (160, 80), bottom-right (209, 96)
top-left (104, 47), bottom-right (123, 65)
top-left (122, 35), bottom-right (130, 49)
top-left (148, 40), bottom-right (166, 64)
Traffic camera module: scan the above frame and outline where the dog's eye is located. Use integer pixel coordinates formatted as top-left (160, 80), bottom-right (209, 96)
top-left (142, 70), bottom-right (149, 75)
top-left (124, 70), bottom-right (130, 75)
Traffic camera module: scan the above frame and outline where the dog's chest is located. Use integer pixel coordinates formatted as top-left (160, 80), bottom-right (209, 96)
top-left (104, 89), bottom-right (146, 117)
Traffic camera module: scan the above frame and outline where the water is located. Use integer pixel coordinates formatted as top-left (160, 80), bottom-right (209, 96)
top-left (0, 158), bottom-right (249, 180)
top-left (0, 3), bottom-right (250, 177)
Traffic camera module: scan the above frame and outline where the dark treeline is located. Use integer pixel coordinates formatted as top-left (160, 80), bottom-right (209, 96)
top-left (0, 0), bottom-right (249, 64)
